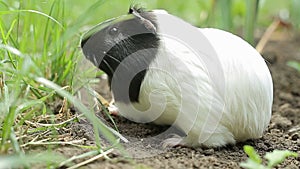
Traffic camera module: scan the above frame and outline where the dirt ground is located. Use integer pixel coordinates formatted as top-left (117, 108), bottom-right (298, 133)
top-left (61, 31), bottom-right (300, 169)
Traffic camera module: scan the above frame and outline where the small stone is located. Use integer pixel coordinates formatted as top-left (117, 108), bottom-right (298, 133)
top-left (291, 133), bottom-right (300, 140)
top-left (270, 114), bottom-right (292, 129)
top-left (284, 108), bottom-right (297, 117)
top-left (270, 129), bottom-right (281, 134)
top-left (279, 103), bottom-right (291, 112)
top-left (203, 148), bottom-right (214, 155)
top-left (279, 92), bottom-right (293, 102)
top-left (165, 153), bottom-right (171, 158)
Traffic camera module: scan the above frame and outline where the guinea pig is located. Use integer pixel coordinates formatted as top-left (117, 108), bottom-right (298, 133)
top-left (81, 6), bottom-right (273, 147)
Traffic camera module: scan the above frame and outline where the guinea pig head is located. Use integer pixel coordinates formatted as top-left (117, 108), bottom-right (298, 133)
top-left (81, 7), bottom-right (160, 103)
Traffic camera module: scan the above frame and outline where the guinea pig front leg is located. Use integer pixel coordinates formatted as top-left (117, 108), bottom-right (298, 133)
top-left (107, 97), bottom-right (119, 116)
top-left (94, 92), bottom-right (119, 115)
top-left (162, 134), bottom-right (184, 148)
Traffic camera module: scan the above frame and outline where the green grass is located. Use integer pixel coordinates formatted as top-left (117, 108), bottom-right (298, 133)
top-left (0, 0), bottom-right (299, 168)
top-left (0, 0), bottom-right (122, 168)
top-left (287, 61), bottom-right (300, 72)
top-left (240, 145), bottom-right (298, 169)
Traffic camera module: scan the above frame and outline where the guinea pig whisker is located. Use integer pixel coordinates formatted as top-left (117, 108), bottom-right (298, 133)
top-left (104, 52), bottom-right (121, 64)
top-left (102, 59), bottom-right (115, 75)
top-left (92, 57), bottom-right (99, 66)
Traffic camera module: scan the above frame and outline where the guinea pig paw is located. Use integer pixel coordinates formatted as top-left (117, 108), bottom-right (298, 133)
top-left (161, 134), bottom-right (183, 148)
top-left (108, 104), bottom-right (119, 116)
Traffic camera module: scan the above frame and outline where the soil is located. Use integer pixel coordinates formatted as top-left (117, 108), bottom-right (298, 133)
top-left (61, 31), bottom-right (300, 169)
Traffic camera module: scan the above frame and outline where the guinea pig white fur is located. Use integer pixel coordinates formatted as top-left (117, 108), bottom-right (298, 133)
top-left (81, 7), bottom-right (273, 147)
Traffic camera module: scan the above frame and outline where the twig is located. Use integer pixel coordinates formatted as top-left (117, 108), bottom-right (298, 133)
top-left (21, 138), bottom-right (51, 147)
top-left (288, 125), bottom-right (300, 134)
top-left (15, 130), bottom-right (51, 142)
top-left (59, 97), bottom-right (68, 114)
top-left (66, 148), bottom-right (114, 169)
top-left (256, 19), bottom-right (281, 54)
top-left (58, 149), bottom-right (101, 167)
top-left (24, 114), bottom-right (83, 127)
top-left (21, 139), bottom-right (85, 147)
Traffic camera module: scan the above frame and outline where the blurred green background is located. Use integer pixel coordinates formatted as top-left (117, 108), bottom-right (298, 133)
top-left (1, 0), bottom-right (299, 43)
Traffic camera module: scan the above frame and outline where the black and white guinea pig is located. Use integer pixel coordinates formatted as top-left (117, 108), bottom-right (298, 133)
top-left (81, 7), bottom-right (273, 147)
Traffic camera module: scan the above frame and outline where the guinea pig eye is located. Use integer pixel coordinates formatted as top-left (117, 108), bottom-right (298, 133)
top-left (109, 27), bottom-right (119, 36)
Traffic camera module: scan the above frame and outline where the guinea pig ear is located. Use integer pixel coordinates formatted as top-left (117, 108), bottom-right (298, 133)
top-left (129, 7), bottom-right (157, 34)
top-left (128, 5), bottom-right (145, 14)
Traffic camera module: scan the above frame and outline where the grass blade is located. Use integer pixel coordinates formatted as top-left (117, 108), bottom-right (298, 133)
top-left (35, 77), bottom-right (128, 145)
top-left (0, 152), bottom-right (65, 168)
top-left (245, 0), bottom-right (259, 45)
top-left (217, 0), bottom-right (232, 31)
